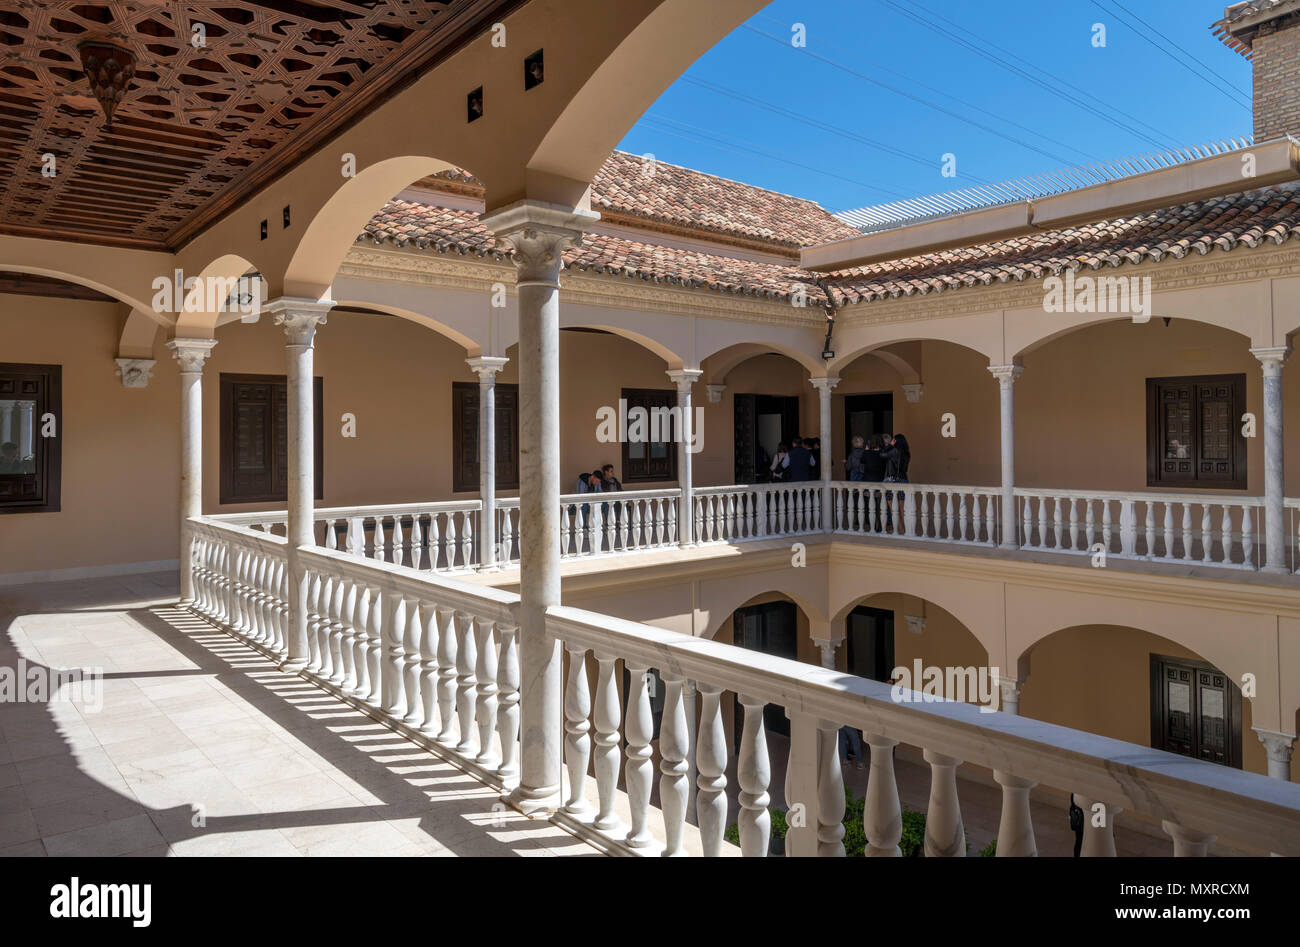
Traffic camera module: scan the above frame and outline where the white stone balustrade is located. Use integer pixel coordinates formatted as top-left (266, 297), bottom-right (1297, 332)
top-left (187, 514), bottom-right (1300, 859)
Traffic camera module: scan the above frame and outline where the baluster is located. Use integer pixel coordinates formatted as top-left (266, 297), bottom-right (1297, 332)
top-left (428, 515), bottom-right (442, 571)
top-left (364, 582), bottom-right (383, 705)
top-left (496, 624), bottom-right (521, 788)
top-left (1101, 500), bottom-right (1113, 554)
top-left (461, 513), bottom-right (474, 568)
top-left (619, 499), bottom-right (630, 550)
top-left (591, 651), bottom-right (623, 833)
top-left (453, 612), bottom-right (477, 755)
top-left (1242, 505), bottom-right (1255, 568)
top-left (1181, 504), bottom-right (1194, 561)
top-left (325, 571), bottom-right (345, 683)
top-left (919, 490), bottom-right (930, 539)
top-left (604, 499), bottom-right (616, 552)
top-left (410, 515), bottom-right (423, 571)
top-left (391, 517), bottom-right (405, 568)
top-left (587, 500), bottom-right (601, 555)
top-left (958, 493), bottom-right (969, 542)
top-left (1034, 496), bottom-right (1047, 548)
top-left (836, 488), bottom-right (846, 533)
top-left (1159, 502), bottom-right (1173, 560)
top-left (923, 750), bottom-right (965, 856)
top-left (624, 662), bottom-right (655, 848)
top-left (1200, 504), bottom-right (1213, 563)
top-left (1022, 496), bottom-right (1034, 548)
top-left (817, 720), bottom-right (846, 857)
top-left (305, 569), bottom-right (324, 672)
top-left (695, 682), bottom-right (727, 857)
top-left (1119, 499), bottom-right (1137, 557)
top-left (993, 770), bottom-right (1038, 856)
top-left (1161, 820), bottom-right (1216, 857)
top-left (902, 487), bottom-right (917, 537)
top-left (417, 601), bottom-right (439, 736)
top-left (324, 519), bottom-right (337, 550)
top-left (736, 694), bottom-right (771, 857)
top-left (864, 734), bottom-right (902, 856)
top-left (374, 517), bottom-right (388, 562)
top-left (336, 577), bottom-right (357, 690)
top-left (272, 559), bottom-right (289, 655)
top-left (630, 500), bottom-right (642, 551)
top-left (1067, 498), bottom-right (1080, 551)
top-left (1053, 497), bottom-right (1064, 550)
top-left (473, 619), bottom-right (499, 767)
top-left (1074, 796), bottom-right (1122, 857)
top-left (350, 583), bottom-right (371, 697)
top-left (985, 494), bottom-right (998, 545)
top-left (446, 516), bottom-right (459, 567)
top-left (402, 600), bottom-right (423, 724)
top-left (1220, 504), bottom-right (1232, 565)
top-left (648, 671), bottom-right (686, 856)
top-left (943, 491), bottom-right (955, 541)
top-left (1084, 499), bottom-right (1096, 551)
top-left (1142, 501), bottom-right (1155, 559)
top-left (382, 591), bottom-right (407, 715)
top-left (563, 643), bottom-right (592, 812)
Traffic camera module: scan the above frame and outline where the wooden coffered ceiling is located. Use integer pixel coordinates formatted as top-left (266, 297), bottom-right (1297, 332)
top-left (0, 1), bottom-right (523, 250)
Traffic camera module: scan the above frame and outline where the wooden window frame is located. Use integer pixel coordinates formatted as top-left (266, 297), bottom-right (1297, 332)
top-left (219, 373), bottom-right (323, 505)
top-left (0, 362), bottom-right (61, 515)
top-left (1145, 373), bottom-right (1247, 490)
top-left (451, 381), bottom-right (520, 494)
top-left (620, 387), bottom-right (678, 484)
top-left (1149, 653), bottom-right (1242, 769)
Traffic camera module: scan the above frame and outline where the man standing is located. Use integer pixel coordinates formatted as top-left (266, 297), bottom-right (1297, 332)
top-left (785, 436), bottom-right (814, 482)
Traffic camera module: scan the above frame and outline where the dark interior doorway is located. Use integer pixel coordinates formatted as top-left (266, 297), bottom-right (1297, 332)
top-left (1150, 654), bottom-right (1242, 768)
top-left (734, 394), bottom-right (800, 483)
top-left (846, 605), bottom-right (894, 682)
top-left (844, 393), bottom-right (893, 454)
top-left (732, 601), bottom-right (798, 743)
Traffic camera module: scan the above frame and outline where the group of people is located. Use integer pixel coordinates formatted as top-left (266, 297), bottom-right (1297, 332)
top-left (574, 464), bottom-right (622, 496)
top-left (844, 433), bottom-right (910, 483)
top-left (767, 436), bottom-right (821, 482)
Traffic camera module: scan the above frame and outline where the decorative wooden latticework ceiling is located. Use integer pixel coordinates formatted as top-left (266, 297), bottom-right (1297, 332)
top-left (0, 1), bottom-right (518, 249)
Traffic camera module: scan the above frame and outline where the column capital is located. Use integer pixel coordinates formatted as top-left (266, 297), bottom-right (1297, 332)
top-left (466, 355), bottom-right (510, 381)
top-left (1253, 727), bottom-right (1297, 759)
top-left (666, 368), bottom-right (703, 390)
top-left (479, 200), bottom-right (600, 287)
top-left (809, 376), bottom-right (840, 394)
top-left (705, 384), bottom-right (726, 404)
top-left (165, 337), bottom-right (217, 373)
top-left (1250, 345), bottom-right (1292, 374)
top-left (987, 362), bottom-right (1024, 385)
top-left (267, 297), bottom-right (331, 345)
top-left (901, 383), bottom-right (924, 403)
top-left (114, 358), bottom-right (156, 388)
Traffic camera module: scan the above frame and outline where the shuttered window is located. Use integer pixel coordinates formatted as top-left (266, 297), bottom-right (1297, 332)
top-left (1145, 374), bottom-right (1246, 489)
top-left (0, 362), bottom-right (60, 514)
top-left (452, 382), bottom-right (519, 493)
top-left (220, 374), bottom-right (322, 504)
top-left (621, 388), bottom-right (678, 483)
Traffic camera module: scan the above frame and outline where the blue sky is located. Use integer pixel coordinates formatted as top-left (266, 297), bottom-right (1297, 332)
top-left (617, 0), bottom-right (1253, 215)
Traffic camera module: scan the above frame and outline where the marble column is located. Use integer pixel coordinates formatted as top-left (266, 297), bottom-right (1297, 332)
top-left (1251, 347), bottom-right (1290, 573)
top-left (667, 369), bottom-right (702, 547)
top-left (480, 200), bottom-right (598, 815)
top-left (467, 356), bottom-right (509, 570)
top-left (988, 363), bottom-right (1023, 549)
top-left (269, 298), bottom-right (331, 670)
top-left (166, 338), bottom-right (217, 605)
top-left (810, 376), bottom-right (839, 529)
top-left (1253, 727), bottom-right (1297, 781)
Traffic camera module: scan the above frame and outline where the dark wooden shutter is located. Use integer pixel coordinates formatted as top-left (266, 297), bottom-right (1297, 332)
top-left (1146, 374), bottom-right (1245, 489)
top-left (734, 393), bottom-right (756, 483)
top-left (453, 382), bottom-right (519, 493)
top-left (621, 388), bottom-right (678, 484)
top-left (221, 374), bottom-right (322, 504)
top-left (1150, 654), bottom-right (1241, 768)
top-left (0, 362), bottom-right (61, 514)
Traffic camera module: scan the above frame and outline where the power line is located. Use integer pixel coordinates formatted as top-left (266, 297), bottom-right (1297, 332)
top-left (740, 23), bottom-right (1082, 166)
top-left (1088, 0), bottom-right (1252, 109)
top-left (872, 0), bottom-right (1183, 149)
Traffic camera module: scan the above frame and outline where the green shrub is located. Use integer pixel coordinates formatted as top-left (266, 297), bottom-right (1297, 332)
top-left (723, 806), bottom-right (789, 848)
top-left (978, 838), bottom-right (997, 857)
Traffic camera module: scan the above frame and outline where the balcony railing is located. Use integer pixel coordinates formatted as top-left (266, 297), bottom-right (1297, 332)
top-left (210, 483), bottom-right (1300, 574)
top-left (185, 515), bottom-right (1300, 857)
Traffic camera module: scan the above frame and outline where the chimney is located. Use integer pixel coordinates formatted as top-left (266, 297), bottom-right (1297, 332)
top-left (1215, 0), bottom-right (1300, 140)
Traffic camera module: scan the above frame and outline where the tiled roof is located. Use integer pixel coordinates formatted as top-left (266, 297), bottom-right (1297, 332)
top-left (364, 173), bottom-right (1300, 308)
top-left (823, 185), bottom-right (1300, 304)
top-left (1213, 0), bottom-right (1300, 55)
top-left (362, 201), bottom-right (818, 301)
top-left (411, 151), bottom-right (858, 252)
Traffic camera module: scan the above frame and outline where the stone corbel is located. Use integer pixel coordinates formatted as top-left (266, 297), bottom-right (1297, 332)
top-left (706, 384), bottom-right (725, 404)
top-left (901, 383), bottom-right (923, 403)
top-left (114, 358), bottom-right (156, 388)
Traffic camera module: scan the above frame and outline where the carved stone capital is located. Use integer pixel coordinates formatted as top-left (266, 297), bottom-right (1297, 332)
top-left (987, 362), bottom-right (1024, 386)
top-left (1253, 727), bottom-right (1297, 762)
top-left (114, 358), bottom-right (156, 388)
top-left (479, 200), bottom-right (600, 287)
top-left (666, 368), bottom-right (703, 392)
top-left (1250, 345), bottom-right (1292, 377)
top-left (266, 297), bottom-right (331, 346)
top-left (466, 355), bottom-right (510, 382)
top-left (165, 337), bottom-right (217, 373)
top-left (706, 384), bottom-right (726, 404)
top-left (809, 376), bottom-right (840, 395)
top-left (901, 383), bottom-right (924, 403)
